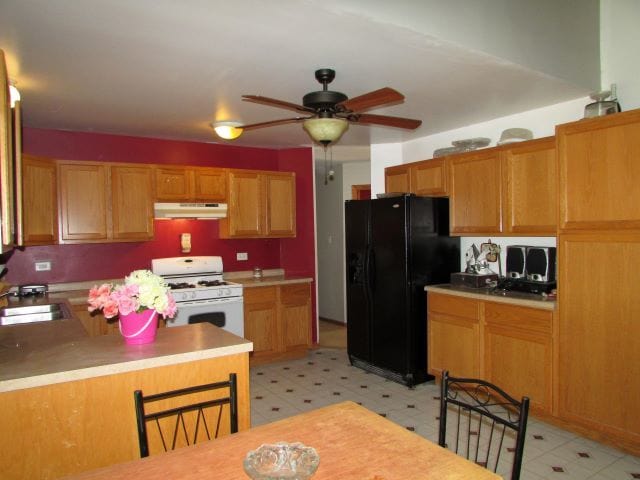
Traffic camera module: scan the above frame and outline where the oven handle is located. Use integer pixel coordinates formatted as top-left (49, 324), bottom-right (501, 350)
top-left (176, 297), bottom-right (243, 307)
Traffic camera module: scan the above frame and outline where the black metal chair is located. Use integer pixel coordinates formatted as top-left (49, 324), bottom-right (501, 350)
top-left (134, 373), bottom-right (238, 457)
top-left (438, 370), bottom-right (529, 480)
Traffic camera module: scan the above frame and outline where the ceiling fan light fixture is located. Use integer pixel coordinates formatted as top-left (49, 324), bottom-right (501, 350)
top-left (212, 121), bottom-right (244, 140)
top-left (303, 117), bottom-right (349, 146)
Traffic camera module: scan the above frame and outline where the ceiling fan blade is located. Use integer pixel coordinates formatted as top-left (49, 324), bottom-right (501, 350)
top-left (240, 117), bottom-right (309, 131)
top-left (349, 113), bottom-right (422, 130)
top-left (242, 95), bottom-right (314, 114)
top-left (337, 87), bottom-right (405, 113)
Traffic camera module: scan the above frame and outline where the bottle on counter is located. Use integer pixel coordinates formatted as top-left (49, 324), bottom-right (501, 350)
top-left (253, 267), bottom-right (263, 279)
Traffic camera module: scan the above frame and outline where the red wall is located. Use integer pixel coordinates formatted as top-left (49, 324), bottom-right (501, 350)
top-left (4, 128), bottom-right (317, 338)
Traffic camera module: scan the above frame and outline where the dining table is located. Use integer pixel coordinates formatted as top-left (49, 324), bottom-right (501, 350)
top-left (62, 400), bottom-right (501, 479)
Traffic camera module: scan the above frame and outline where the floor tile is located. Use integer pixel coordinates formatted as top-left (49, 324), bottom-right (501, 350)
top-left (249, 348), bottom-right (639, 479)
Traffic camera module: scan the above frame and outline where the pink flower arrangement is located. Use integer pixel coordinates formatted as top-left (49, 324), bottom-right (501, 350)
top-left (88, 270), bottom-right (177, 319)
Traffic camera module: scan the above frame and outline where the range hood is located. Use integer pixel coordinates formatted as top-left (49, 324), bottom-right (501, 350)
top-left (153, 202), bottom-right (227, 219)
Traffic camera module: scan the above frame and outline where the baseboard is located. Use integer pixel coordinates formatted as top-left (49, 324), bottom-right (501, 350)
top-left (319, 317), bottom-right (346, 326)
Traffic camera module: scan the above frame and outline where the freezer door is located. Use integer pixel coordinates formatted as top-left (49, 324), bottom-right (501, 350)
top-left (369, 196), bottom-right (411, 374)
top-left (345, 200), bottom-right (372, 363)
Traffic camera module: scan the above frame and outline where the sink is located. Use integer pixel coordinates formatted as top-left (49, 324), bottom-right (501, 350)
top-left (0, 302), bottom-right (72, 326)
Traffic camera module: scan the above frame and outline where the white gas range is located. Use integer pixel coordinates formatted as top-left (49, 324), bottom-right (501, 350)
top-left (151, 256), bottom-right (244, 338)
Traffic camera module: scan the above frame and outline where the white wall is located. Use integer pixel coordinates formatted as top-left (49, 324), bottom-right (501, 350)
top-left (315, 156), bottom-right (370, 324)
top-left (601, 0), bottom-right (640, 110)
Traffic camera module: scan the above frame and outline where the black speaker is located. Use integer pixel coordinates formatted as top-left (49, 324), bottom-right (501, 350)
top-left (525, 247), bottom-right (556, 283)
top-left (506, 246), bottom-right (527, 279)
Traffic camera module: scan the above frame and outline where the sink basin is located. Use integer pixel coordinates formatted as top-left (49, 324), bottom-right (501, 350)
top-left (0, 302), bottom-right (72, 325)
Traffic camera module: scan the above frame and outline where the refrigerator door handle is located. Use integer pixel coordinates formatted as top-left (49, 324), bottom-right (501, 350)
top-left (367, 248), bottom-right (376, 292)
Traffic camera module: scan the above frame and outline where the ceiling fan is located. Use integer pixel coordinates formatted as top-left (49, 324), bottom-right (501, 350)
top-left (226, 68), bottom-right (422, 145)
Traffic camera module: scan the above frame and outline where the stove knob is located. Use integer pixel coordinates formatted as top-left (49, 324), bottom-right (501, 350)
top-left (191, 291), bottom-right (197, 300)
top-left (224, 288), bottom-right (232, 296)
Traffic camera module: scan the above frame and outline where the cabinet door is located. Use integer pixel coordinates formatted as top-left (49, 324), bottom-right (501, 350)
top-left (410, 158), bottom-right (448, 196)
top-left (484, 303), bottom-right (553, 414)
top-left (193, 167), bottom-right (226, 201)
top-left (265, 173), bottom-right (296, 237)
top-left (384, 165), bottom-right (410, 193)
top-left (427, 293), bottom-right (481, 378)
top-left (502, 137), bottom-right (557, 235)
top-left (449, 151), bottom-right (502, 235)
top-left (58, 162), bottom-right (109, 242)
top-left (222, 170), bottom-right (262, 237)
top-left (558, 233), bottom-right (640, 444)
top-left (155, 167), bottom-right (193, 201)
top-left (21, 155), bottom-right (58, 245)
top-left (111, 165), bottom-right (154, 240)
top-left (280, 284), bottom-right (311, 352)
top-left (243, 287), bottom-right (280, 357)
top-left (557, 110), bottom-right (640, 231)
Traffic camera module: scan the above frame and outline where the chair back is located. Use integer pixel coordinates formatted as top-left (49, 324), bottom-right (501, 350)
top-left (134, 373), bottom-right (238, 457)
top-left (438, 370), bottom-right (529, 480)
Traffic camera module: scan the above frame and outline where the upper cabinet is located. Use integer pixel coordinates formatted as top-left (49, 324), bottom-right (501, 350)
top-left (21, 154), bottom-right (58, 245)
top-left (111, 165), bottom-right (154, 240)
top-left (384, 164), bottom-right (410, 193)
top-left (58, 161), bottom-right (154, 243)
top-left (155, 166), bottom-right (226, 202)
top-left (384, 158), bottom-right (448, 197)
top-left (449, 137), bottom-right (557, 236)
top-left (410, 158), bottom-right (448, 196)
top-left (220, 170), bottom-right (296, 239)
top-left (557, 109), bottom-right (640, 232)
top-left (449, 149), bottom-right (503, 235)
top-left (502, 137), bottom-right (557, 235)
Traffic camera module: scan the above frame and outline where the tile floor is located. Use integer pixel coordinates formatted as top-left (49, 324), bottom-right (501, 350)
top-left (250, 348), bottom-right (640, 480)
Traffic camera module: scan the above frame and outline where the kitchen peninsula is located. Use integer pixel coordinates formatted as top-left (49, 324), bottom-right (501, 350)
top-left (0, 319), bottom-right (252, 480)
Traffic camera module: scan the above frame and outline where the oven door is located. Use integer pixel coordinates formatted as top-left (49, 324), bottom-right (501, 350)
top-left (168, 297), bottom-right (244, 338)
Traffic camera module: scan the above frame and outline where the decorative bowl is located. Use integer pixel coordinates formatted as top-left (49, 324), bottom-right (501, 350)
top-left (243, 442), bottom-right (320, 480)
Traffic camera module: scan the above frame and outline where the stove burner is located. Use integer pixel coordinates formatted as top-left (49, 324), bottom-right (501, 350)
top-left (168, 282), bottom-right (196, 290)
top-left (197, 280), bottom-right (228, 287)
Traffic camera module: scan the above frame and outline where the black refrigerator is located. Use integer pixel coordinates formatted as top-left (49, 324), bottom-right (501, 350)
top-left (345, 194), bottom-right (460, 387)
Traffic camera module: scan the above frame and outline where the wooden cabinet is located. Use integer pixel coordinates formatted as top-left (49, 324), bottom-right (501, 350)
top-left (427, 291), bottom-right (554, 415)
top-left (220, 170), bottom-right (296, 238)
top-left (21, 154), bottom-right (58, 245)
top-left (243, 282), bottom-right (311, 364)
top-left (449, 150), bottom-right (503, 234)
top-left (58, 161), bottom-right (154, 243)
top-left (111, 165), bottom-right (154, 240)
top-left (58, 161), bottom-right (110, 242)
top-left (280, 284), bottom-right (312, 353)
top-left (243, 286), bottom-right (280, 357)
top-left (410, 158), bottom-right (448, 196)
top-left (502, 137), bottom-right (557, 234)
top-left (449, 138), bottom-right (557, 236)
top-left (155, 166), bottom-right (226, 202)
top-left (557, 109), bottom-right (640, 232)
top-left (484, 302), bottom-right (554, 414)
top-left (428, 293), bottom-right (481, 379)
top-left (265, 172), bottom-right (296, 236)
top-left (557, 233), bottom-right (640, 450)
top-left (384, 164), bottom-right (410, 193)
top-left (385, 159), bottom-right (448, 196)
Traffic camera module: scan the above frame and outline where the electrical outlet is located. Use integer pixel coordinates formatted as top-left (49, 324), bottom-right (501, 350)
top-left (35, 261), bottom-right (51, 271)
top-left (236, 252), bottom-right (248, 261)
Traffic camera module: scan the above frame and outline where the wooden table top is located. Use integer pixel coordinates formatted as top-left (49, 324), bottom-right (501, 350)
top-left (63, 401), bottom-right (500, 480)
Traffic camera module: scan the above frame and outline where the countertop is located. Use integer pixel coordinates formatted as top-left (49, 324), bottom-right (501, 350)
top-left (425, 284), bottom-right (556, 310)
top-left (0, 321), bottom-right (253, 393)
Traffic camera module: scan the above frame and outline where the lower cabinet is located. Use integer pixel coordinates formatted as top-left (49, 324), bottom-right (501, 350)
top-left (427, 291), bottom-right (554, 415)
top-left (483, 302), bottom-right (553, 415)
top-left (428, 293), bottom-right (481, 379)
top-left (243, 283), bottom-right (311, 364)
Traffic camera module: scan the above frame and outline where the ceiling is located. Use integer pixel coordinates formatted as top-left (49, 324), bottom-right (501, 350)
top-left (0, 0), bottom-right (598, 149)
